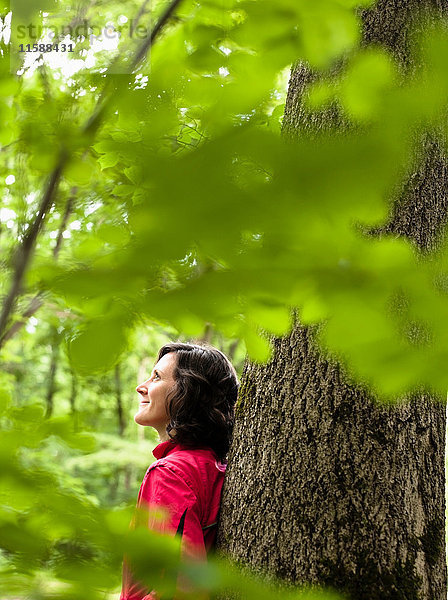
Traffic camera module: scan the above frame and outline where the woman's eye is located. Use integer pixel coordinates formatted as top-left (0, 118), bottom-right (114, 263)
top-left (153, 372), bottom-right (160, 380)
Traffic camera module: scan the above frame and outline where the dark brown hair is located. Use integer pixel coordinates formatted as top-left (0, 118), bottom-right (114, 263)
top-left (157, 342), bottom-right (239, 461)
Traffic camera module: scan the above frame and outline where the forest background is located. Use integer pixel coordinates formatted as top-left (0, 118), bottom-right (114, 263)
top-left (1, 0), bottom-right (448, 598)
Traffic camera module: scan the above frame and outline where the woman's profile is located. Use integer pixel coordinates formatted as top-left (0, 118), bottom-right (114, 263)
top-left (120, 342), bottom-right (239, 600)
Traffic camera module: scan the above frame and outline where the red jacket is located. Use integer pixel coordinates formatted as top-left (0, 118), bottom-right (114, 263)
top-left (120, 439), bottom-right (227, 600)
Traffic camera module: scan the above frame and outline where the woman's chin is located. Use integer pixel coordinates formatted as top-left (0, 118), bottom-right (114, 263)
top-left (134, 411), bottom-right (150, 426)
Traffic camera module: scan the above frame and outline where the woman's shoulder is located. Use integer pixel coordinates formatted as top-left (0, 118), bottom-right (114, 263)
top-left (138, 446), bottom-right (226, 513)
top-left (151, 444), bottom-right (226, 486)
top-left (164, 444), bottom-right (224, 469)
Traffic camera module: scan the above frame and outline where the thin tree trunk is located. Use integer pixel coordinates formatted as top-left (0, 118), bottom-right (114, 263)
top-left (137, 357), bottom-right (151, 441)
top-left (115, 363), bottom-right (125, 437)
top-left (45, 335), bottom-right (60, 419)
top-left (112, 363), bottom-right (126, 502)
top-left (227, 339), bottom-right (239, 362)
top-left (109, 468), bottom-right (121, 504)
top-left (124, 465), bottom-right (132, 494)
top-left (200, 323), bottom-right (213, 344)
top-left (69, 369), bottom-right (78, 431)
top-left (217, 1), bottom-right (447, 598)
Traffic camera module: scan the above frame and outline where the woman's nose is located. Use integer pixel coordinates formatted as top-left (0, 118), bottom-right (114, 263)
top-left (136, 383), bottom-right (148, 395)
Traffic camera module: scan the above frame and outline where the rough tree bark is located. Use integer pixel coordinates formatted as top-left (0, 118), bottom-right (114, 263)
top-left (217, 1), bottom-right (447, 599)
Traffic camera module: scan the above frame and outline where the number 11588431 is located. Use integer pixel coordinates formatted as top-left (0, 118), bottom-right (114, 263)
top-left (19, 43), bottom-right (74, 53)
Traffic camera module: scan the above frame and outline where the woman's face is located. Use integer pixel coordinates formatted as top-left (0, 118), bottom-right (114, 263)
top-left (134, 351), bottom-right (177, 439)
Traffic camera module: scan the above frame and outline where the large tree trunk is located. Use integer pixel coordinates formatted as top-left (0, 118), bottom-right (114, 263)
top-left (217, 1), bottom-right (447, 598)
top-left (218, 330), bottom-right (445, 599)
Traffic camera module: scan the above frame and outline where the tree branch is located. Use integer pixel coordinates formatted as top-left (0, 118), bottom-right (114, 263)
top-left (0, 155), bottom-right (68, 341)
top-left (0, 295), bottom-right (44, 347)
top-left (130, 0), bottom-right (152, 36)
top-left (0, 187), bottom-right (77, 348)
top-left (82, 0), bottom-right (185, 136)
top-left (53, 187), bottom-right (76, 258)
top-left (132, 0), bottom-right (184, 70)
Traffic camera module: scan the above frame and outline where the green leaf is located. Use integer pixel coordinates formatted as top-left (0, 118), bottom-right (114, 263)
top-left (68, 318), bottom-right (130, 375)
top-left (112, 184), bottom-right (135, 197)
top-left (246, 300), bottom-right (292, 336)
top-left (339, 49), bottom-right (396, 119)
top-left (243, 324), bottom-right (273, 363)
top-left (98, 153), bottom-right (119, 170)
top-left (124, 166), bottom-right (143, 185)
top-left (65, 155), bottom-right (94, 185)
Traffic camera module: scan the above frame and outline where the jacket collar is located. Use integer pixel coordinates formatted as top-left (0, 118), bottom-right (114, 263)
top-left (152, 439), bottom-right (178, 460)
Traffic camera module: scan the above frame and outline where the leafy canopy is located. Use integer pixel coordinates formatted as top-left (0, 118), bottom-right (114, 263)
top-left (2, 0), bottom-right (448, 597)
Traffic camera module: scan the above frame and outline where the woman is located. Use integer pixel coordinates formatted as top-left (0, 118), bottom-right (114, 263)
top-left (120, 342), bottom-right (239, 600)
